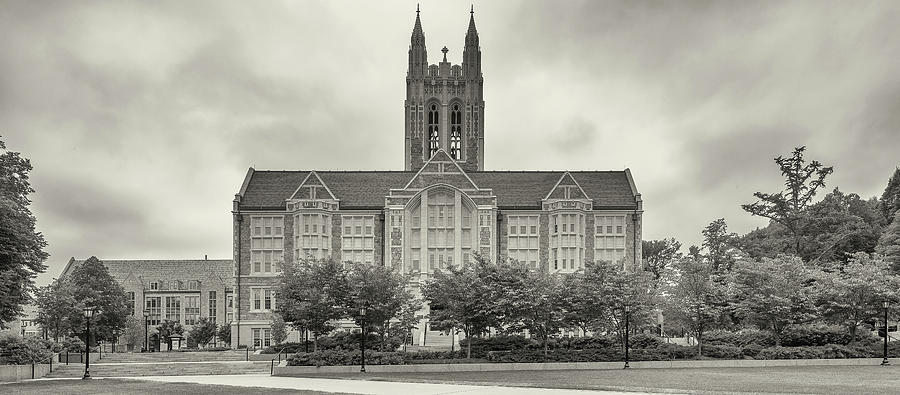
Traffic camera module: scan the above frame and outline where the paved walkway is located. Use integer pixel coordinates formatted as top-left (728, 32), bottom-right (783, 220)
top-left (126, 374), bottom-right (672, 394)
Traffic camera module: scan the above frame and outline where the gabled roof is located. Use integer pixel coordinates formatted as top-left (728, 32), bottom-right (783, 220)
top-left (60, 258), bottom-right (234, 288)
top-left (239, 169), bottom-right (638, 210)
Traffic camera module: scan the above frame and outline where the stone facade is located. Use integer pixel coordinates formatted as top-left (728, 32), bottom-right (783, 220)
top-left (229, 9), bottom-right (645, 347)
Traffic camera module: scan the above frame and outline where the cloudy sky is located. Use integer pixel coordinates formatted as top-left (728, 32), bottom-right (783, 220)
top-left (2, 0), bottom-right (899, 285)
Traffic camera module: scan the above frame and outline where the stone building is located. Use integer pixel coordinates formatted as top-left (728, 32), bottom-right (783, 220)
top-left (230, 9), bottom-right (644, 348)
top-left (60, 258), bottom-right (233, 349)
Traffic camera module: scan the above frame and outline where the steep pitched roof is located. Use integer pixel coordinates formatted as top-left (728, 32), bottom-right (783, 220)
top-left (60, 258), bottom-right (234, 288)
top-left (238, 169), bottom-right (638, 210)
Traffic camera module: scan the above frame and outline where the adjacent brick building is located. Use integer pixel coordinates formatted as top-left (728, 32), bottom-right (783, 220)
top-left (230, 9), bottom-right (644, 348)
top-left (60, 258), bottom-right (233, 349)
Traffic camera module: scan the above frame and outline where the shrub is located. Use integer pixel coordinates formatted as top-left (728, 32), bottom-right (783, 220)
top-left (757, 346), bottom-right (825, 360)
top-left (313, 332), bottom-right (400, 352)
top-left (629, 333), bottom-right (663, 349)
top-left (704, 329), bottom-right (775, 347)
top-left (779, 323), bottom-right (851, 347)
top-left (459, 335), bottom-right (535, 355)
top-left (0, 334), bottom-right (53, 364)
top-left (262, 341), bottom-right (313, 354)
top-left (566, 335), bottom-right (618, 350)
top-left (703, 344), bottom-right (743, 359)
top-left (655, 343), bottom-right (698, 360)
top-left (741, 343), bottom-right (764, 358)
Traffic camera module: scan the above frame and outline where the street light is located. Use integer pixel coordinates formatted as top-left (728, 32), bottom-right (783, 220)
top-left (882, 301), bottom-right (890, 366)
top-left (359, 305), bottom-right (367, 373)
top-left (21, 321), bottom-right (27, 337)
top-left (624, 304), bottom-right (631, 369)
top-left (82, 307), bottom-right (96, 380)
top-left (143, 310), bottom-right (150, 353)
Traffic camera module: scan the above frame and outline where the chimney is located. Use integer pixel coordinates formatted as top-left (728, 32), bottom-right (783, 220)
top-left (204, 254), bottom-right (208, 261)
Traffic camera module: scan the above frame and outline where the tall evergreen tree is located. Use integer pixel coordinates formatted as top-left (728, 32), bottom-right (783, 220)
top-left (742, 146), bottom-right (833, 254)
top-left (880, 167), bottom-right (900, 222)
top-left (876, 211), bottom-right (900, 273)
top-left (0, 137), bottom-right (49, 324)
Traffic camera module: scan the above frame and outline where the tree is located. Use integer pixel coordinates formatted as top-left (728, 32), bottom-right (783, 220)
top-left (663, 256), bottom-right (726, 356)
top-left (122, 316), bottom-right (144, 350)
top-left (345, 263), bottom-right (420, 351)
top-left (187, 318), bottom-right (217, 348)
top-left (742, 146), bottom-right (834, 254)
top-left (813, 253), bottom-right (900, 343)
top-left (33, 279), bottom-right (78, 342)
top-left (216, 323), bottom-right (231, 346)
top-left (270, 315), bottom-right (287, 346)
top-left (68, 257), bottom-right (130, 342)
top-left (0, 137), bottom-right (49, 324)
top-left (880, 167), bottom-right (900, 222)
top-left (876, 211), bottom-right (900, 273)
top-left (701, 219), bottom-right (739, 271)
top-left (642, 238), bottom-right (682, 281)
top-left (277, 258), bottom-right (349, 351)
top-left (156, 320), bottom-right (184, 351)
top-left (802, 188), bottom-right (883, 264)
top-left (730, 255), bottom-right (817, 345)
top-left (422, 257), bottom-right (493, 358)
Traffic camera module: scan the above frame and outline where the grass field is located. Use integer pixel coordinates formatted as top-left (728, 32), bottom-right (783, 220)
top-left (313, 365), bottom-right (900, 394)
top-left (1, 378), bottom-right (344, 395)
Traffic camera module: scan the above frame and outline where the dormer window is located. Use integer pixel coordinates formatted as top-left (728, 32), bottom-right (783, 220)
top-left (188, 280), bottom-right (200, 290)
top-left (149, 281), bottom-right (159, 290)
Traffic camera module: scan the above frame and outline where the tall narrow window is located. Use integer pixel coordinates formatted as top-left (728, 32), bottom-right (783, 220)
top-left (208, 291), bottom-right (217, 323)
top-left (428, 103), bottom-right (439, 157)
top-left (450, 104), bottom-right (462, 160)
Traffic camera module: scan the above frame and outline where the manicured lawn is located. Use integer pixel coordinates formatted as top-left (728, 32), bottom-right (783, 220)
top-left (315, 365), bottom-right (900, 394)
top-left (1, 378), bottom-right (343, 395)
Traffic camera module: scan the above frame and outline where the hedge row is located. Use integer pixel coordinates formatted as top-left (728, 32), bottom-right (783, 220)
top-left (263, 332), bottom-right (402, 354)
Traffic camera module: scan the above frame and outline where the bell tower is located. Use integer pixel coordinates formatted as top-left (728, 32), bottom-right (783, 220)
top-left (405, 6), bottom-right (485, 172)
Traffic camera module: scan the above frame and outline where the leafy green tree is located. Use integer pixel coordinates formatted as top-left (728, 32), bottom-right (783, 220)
top-left (156, 320), bottom-right (184, 350)
top-left (345, 263), bottom-right (420, 351)
top-left (0, 137), bottom-right (49, 324)
top-left (803, 188), bottom-right (883, 264)
top-left (422, 257), bottom-right (493, 358)
top-left (742, 146), bottom-right (834, 254)
top-left (880, 167), bottom-right (900, 222)
top-left (122, 316), bottom-right (144, 350)
top-left (187, 318), bottom-right (217, 347)
top-left (34, 279), bottom-right (78, 342)
top-left (277, 258), bottom-right (349, 351)
top-left (216, 323), bottom-right (231, 346)
top-left (702, 219), bottom-right (740, 271)
top-left (876, 211), bottom-right (900, 272)
top-left (730, 255), bottom-right (818, 345)
top-left (642, 238), bottom-right (682, 281)
top-left (813, 253), bottom-right (900, 342)
top-left (270, 315), bottom-right (287, 346)
top-left (663, 256), bottom-right (727, 356)
top-left (68, 257), bottom-right (130, 342)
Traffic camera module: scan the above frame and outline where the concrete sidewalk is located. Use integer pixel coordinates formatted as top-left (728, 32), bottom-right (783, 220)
top-left (126, 374), bottom-right (671, 394)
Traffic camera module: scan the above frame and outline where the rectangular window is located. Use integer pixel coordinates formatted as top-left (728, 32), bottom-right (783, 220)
top-left (146, 297), bottom-right (161, 325)
top-left (551, 212), bottom-right (584, 273)
top-left (595, 215), bottom-right (627, 266)
top-left (294, 213), bottom-right (331, 261)
top-left (165, 296), bottom-right (181, 323)
top-left (188, 280), bottom-right (200, 290)
top-left (251, 215), bottom-right (284, 274)
top-left (252, 328), bottom-right (272, 349)
top-left (208, 291), bottom-right (217, 322)
top-left (226, 294), bottom-right (234, 323)
top-left (127, 292), bottom-right (135, 316)
top-left (149, 282), bottom-right (159, 290)
top-left (185, 296), bottom-right (200, 325)
top-left (507, 215), bottom-right (540, 269)
top-left (341, 215), bottom-right (376, 265)
top-left (250, 287), bottom-right (275, 311)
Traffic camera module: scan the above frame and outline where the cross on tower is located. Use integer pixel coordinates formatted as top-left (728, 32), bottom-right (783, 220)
top-left (441, 46), bottom-right (448, 62)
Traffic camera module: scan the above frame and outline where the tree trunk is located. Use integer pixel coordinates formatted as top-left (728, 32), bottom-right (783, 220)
top-left (848, 323), bottom-right (858, 344)
top-left (543, 333), bottom-right (549, 358)
top-left (465, 326), bottom-right (471, 359)
top-left (313, 335), bottom-right (318, 352)
top-left (773, 323), bottom-right (781, 346)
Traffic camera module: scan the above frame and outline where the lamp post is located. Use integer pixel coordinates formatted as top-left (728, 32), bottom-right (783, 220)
top-left (359, 306), bottom-right (367, 373)
top-left (82, 307), bottom-right (96, 379)
top-left (143, 310), bottom-right (150, 353)
top-left (21, 321), bottom-right (26, 337)
top-left (882, 301), bottom-right (890, 366)
top-left (624, 304), bottom-right (631, 369)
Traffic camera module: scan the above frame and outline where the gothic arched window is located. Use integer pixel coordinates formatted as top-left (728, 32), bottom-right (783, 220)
top-left (428, 104), bottom-right (440, 157)
top-left (406, 188), bottom-right (476, 274)
top-left (450, 104), bottom-right (462, 160)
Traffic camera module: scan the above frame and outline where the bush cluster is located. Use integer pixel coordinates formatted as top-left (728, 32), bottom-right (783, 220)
top-left (778, 324), bottom-right (852, 347)
top-left (704, 329), bottom-right (776, 347)
top-left (263, 332), bottom-right (402, 354)
top-left (0, 334), bottom-right (53, 365)
top-left (287, 350), bottom-right (470, 367)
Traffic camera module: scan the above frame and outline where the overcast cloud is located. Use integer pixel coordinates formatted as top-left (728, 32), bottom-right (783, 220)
top-left (2, 0), bottom-right (899, 284)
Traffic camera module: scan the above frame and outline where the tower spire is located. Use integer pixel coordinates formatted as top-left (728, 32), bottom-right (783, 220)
top-left (465, 5), bottom-right (479, 46)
